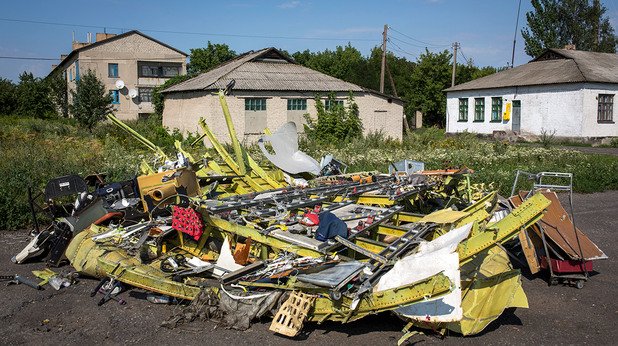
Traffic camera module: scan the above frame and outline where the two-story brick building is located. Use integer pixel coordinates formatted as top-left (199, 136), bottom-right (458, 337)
top-left (49, 30), bottom-right (187, 120)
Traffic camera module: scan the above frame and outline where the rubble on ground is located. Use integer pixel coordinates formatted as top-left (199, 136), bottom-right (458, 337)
top-left (7, 86), bottom-right (607, 343)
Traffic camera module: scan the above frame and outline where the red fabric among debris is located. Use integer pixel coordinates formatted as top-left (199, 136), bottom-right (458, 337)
top-left (172, 206), bottom-right (204, 241)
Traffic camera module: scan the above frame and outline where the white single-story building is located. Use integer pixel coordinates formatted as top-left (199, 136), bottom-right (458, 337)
top-left (161, 47), bottom-right (404, 142)
top-left (445, 48), bottom-right (617, 138)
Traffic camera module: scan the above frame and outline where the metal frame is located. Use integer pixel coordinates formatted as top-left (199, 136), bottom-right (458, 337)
top-left (511, 170), bottom-right (588, 288)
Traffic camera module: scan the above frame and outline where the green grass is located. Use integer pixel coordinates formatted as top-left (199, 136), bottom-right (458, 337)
top-left (1, 118), bottom-right (617, 231)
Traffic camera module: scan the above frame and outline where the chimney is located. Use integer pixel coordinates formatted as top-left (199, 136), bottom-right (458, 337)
top-left (72, 41), bottom-right (90, 51)
top-left (61, 54), bottom-right (68, 60)
top-left (564, 44), bottom-right (576, 50)
top-left (96, 32), bottom-right (117, 42)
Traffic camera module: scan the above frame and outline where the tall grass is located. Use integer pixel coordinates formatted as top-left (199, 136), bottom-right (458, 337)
top-left (1, 118), bottom-right (617, 231)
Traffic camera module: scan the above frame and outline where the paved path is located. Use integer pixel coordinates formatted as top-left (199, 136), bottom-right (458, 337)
top-left (557, 145), bottom-right (618, 157)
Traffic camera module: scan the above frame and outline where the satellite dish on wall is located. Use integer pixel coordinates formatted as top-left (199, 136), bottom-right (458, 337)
top-left (115, 80), bottom-right (125, 89)
top-left (128, 88), bottom-right (138, 99)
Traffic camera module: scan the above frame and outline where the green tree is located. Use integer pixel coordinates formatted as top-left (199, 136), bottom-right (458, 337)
top-left (16, 72), bottom-right (55, 118)
top-left (407, 49), bottom-right (452, 127)
top-left (152, 74), bottom-right (193, 115)
top-left (188, 42), bottom-right (237, 74)
top-left (522, 0), bottom-right (617, 57)
top-left (304, 93), bottom-right (362, 145)
top-left (0, 78), bottom-right (17, 115)
top-left (292, 44), bottom-right (368, 87)
top-left (48, 72), bottom-right (69, 118)
top-left (69, 70), bottom-right (112, 131)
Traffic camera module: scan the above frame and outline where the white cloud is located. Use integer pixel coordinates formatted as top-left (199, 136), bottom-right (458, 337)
top-left (278, 1), bottom-right (301, 9)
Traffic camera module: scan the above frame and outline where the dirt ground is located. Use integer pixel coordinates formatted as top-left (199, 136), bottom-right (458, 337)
top-left (1, 191), bottom-right (617, 345)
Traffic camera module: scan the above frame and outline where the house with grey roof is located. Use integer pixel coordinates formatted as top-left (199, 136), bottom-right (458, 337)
top-left (161, 47), bottom-right (404, 142)
top-left (445, 48), bottom-right (617, 138)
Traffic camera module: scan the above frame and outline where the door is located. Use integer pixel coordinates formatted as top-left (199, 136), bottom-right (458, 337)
top-left (512, 100), bottom-right (521, 133)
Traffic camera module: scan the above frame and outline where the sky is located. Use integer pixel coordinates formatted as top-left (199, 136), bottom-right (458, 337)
top-left (1, 0), bottom-right (617, 82)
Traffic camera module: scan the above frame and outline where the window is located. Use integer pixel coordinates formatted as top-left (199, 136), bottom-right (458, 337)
top-left (108, 63), bottom-right (119, 78)
top-left (491, 97), bottom-right (503, 122)
top-left (287, 99), bottom-right (307, 111)
top-left (111, 90), bottom-right (120, 104)
top-left (69, 69), bottom-right (73, 81)
top-left (139, 87), bottom-right (154, 103)
top-left (458, 98), bottom-right (468, 121)
top-left (138, 61), bottom-right (181, 78)
top-left (75, 61), bottom-right (80, 81)
top-left (325, 99), bottom-right (344, 111)
top-left (245, 98), bottom-right (266, 111)
top-left (598, 94), bottom-right (614, 123)
top-left (474, 98), bottom-right (485, 121)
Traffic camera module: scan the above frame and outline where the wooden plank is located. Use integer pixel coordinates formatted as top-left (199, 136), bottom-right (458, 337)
top-left (518, 228), bottom-right (540, 274)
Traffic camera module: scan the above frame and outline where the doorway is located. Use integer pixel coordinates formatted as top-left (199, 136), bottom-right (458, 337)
top-left (512, 100), bottom-right (521, 133)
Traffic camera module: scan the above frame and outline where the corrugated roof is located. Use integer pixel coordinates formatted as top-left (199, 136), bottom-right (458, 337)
top-left (163, 47), bottom-right (364, 93)
top-left (445, 48), bottom-right (618, 92)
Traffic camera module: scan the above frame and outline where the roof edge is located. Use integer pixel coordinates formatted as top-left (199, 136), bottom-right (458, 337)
top-left (48, 30), bottom-right (188, 77)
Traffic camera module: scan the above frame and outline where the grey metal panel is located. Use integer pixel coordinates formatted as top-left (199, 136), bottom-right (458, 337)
top-left (296, 261), bottom-right (365, 288)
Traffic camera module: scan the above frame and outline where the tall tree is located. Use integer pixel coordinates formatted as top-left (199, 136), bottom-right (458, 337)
top-left (522, 0), bottom-right (617, 57)
top-left (0, 78), bottom-right (17, 115)
top-left (188, 42), bottom-right (237, 74)
top-left (407, 49), bottom-right (452, 127)
top-left (69, 70), bottom-right (112, 131)
top-left (16, 72), bottom-right (55, 118)
top-left (48, 72), bottom-right (69, 118)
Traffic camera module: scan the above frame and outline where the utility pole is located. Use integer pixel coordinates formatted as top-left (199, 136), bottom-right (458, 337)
top-left (451, 42), bottom-right (459, 87)
top-left (380, 24), bottom-right (388, 93)
top-left (511, 0), bottom-right (522, 68)
top-left (594, 0), bottom-right (600, 50)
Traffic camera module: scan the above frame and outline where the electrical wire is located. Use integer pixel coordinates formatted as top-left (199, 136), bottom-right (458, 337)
top-left (458, 47), bottom-right (471, 65)
top-left (387, 39), bottom-right (419, 60)
top-left (388, 26), bottom-right (450, 48)
top-left (0, 17), bottom-right (378, 42)
top-left (389, 36), bottom-right (433, 49)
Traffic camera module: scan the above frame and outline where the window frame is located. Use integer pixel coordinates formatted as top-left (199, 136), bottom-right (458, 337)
top-left (108, 63), bottom-right (119, 78)
top-left (325, 99), bottom-right (344, 111)
top-left (287, 98), bottom-right (307, 111)
top-left (137, 61), bottom-right (182, 78)
top-left (458, 98), bottom-right (468, 122)
top-left (245, 98), bottom-right (267, 111)
top-left (474, 98), bottom-right (485, 122)
top-left (111, 90), bottom-right (120, 104)
top-left (491, 97), bottom-right (503, 122)
top-left (597, 94), bottom-right (614, 123)
top-left (138, 87), bottom-right (154, 103)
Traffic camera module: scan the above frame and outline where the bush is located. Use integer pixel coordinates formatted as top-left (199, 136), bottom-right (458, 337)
top-left (303, 92), bottom-right (363, 145)
top-left (152, 74), bottom-right (193, 115)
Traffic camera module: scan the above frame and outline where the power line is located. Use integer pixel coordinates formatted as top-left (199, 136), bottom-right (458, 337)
top-left (0, 56), bottom-right (189, 61)
top-left (388, 26), bottom-right (450, 47)
top-left (458, 47), bottom-right (471, 65)
top-left (0, 17), bottom-right (378, 42)
top-left (389, 36), bottom-right (434, 49)
top-left (387, 39), bottom-right (419, 60)
top-left (0, 56), bottom-right (59, 61)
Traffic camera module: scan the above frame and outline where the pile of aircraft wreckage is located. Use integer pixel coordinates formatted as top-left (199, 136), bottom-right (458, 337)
top-left (11, 89), bottom-right (606, 344)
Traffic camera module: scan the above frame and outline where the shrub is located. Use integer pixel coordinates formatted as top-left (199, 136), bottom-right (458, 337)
top-left (539, 128), bottom-right (557, 148)
top-left (303, 92), bottom-right (363, 145)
